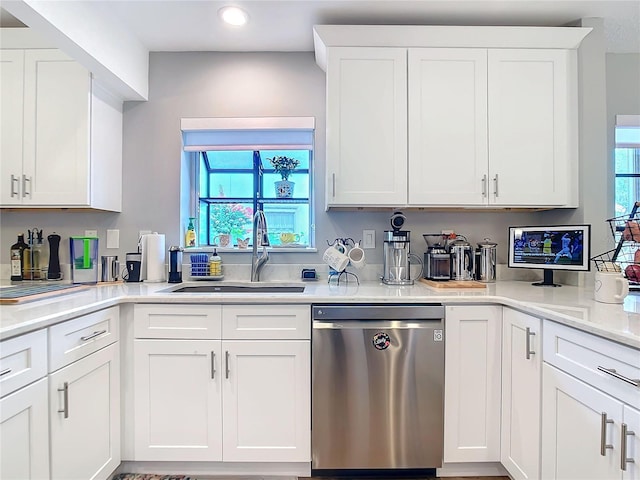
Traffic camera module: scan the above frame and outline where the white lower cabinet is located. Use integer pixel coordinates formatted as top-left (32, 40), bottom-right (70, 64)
top-left (49, 342), bottom-right (120, 480)
top-left (542, 320), bottom-right (640, 480)
top-left (223, 340), bottom-right (310, 462)
top-left (542, 363), bottom-right (623, 479)
top-left (0, 378), bottom-right (49, 480)
top-left (133, 339), bottom-right (223, 461)
top-left (133, 304), bottom-right (311, 464)
top-left (444, 305), bottom-right (502, 462)
top-left (501, 309), bottom-right (541, 479)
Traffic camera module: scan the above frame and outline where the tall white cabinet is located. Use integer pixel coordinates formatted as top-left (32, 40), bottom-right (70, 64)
top-left (0, 37), bottom-right (122, 211)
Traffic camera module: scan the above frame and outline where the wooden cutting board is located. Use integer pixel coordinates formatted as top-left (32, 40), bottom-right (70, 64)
top-left (0, 284), bottom-right (90, 304)
top-left (419, 278), bottom-right (487, 289)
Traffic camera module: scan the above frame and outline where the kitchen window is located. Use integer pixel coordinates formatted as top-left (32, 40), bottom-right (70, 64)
top-left (182, 117), bottom-right (315, 249)
top-left (615, 115), bottom-right (640, 216)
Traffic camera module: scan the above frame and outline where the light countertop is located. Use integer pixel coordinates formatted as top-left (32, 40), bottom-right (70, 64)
top-left (1, 280), bottom-right (639, 349)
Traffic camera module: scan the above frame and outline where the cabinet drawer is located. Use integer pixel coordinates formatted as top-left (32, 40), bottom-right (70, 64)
top-left (222, 304), bottom-right (310, 340)
top-left (0, 329), bottom-right (47, 397)
top-left (543, 320), bottom-right (640, 406)
top-left (49, 306), bottom-right (119, 372)
top-left (134, 304), bottom-right (222, 339)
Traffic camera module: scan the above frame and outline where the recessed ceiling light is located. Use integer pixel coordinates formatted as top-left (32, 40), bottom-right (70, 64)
top-left (218, 6), bottom-right (249, 26)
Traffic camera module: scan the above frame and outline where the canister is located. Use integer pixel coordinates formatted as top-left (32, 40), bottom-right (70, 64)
top-left (476, 238), bottom-right (498, 283)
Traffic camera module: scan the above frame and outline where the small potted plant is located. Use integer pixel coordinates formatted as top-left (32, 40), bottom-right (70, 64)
top-left (268, 155), bottom-right (300, 198)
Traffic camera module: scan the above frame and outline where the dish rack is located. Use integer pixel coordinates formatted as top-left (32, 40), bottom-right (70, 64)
top-left (591, 201), bottom-right (640, 288)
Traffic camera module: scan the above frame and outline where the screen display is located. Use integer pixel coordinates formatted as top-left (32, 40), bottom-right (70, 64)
top-left (508, 225), bottom-right (591, 271)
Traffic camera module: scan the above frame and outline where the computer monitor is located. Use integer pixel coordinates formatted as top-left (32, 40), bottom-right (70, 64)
top-left (508, 225), bottom-right (591, 287)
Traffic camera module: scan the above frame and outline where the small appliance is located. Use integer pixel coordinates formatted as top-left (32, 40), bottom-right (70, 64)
top-left (101, 255), bottom-right (119, 282)
top-left (382, 212), bottom-right (423, 285)
top-left (125, 252), bottom-right (142, 282)
top-left (423, 234), bottom-right (451, 281)
top-left (449, 236), bottom-right (475, 281)
top-left (70, 236), bottom-right (99, 284)
top-left (168, 246), bottom-right (183, 283)
top-left (475, 238), bottom-right (498, 283)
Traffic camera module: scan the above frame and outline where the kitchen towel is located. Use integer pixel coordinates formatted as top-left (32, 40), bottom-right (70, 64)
top-left (142, 233), bottom-right (166, 282)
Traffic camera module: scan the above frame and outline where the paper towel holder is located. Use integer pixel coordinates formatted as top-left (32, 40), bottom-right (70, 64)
top-left (141, 232), bottom-right (167, 283)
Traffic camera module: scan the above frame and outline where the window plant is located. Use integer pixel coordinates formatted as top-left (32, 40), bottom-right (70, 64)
top-left (210, 204), bottom-right (253, 245)
top-left (268, 156), bottom-right (300, 198)
top-left (268, 156), bottom-right (300, 181)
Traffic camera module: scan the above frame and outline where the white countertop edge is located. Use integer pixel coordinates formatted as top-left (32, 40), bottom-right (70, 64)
top-left (1, 282), bottom-right (639, 349)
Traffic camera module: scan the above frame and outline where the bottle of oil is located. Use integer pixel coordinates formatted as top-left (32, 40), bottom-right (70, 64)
top-left (10, 234), bottom-right (29, 281)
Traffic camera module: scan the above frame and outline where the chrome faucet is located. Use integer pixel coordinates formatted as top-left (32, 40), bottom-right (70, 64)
top-left (251, 210), bottom-right (270, 282)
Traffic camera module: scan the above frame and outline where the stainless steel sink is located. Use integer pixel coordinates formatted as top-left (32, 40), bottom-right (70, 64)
top-left (162, 282), bottom-right (306, 293)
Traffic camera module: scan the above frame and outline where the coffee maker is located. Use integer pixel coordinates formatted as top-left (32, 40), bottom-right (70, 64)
top-left (382, 212), bottom-right (423, 285)
top-left (423, 234), bottom-right (451, 281)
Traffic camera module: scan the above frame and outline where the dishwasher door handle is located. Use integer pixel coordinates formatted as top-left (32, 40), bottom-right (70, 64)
top-left (313, 319), bottom-right (443, 329)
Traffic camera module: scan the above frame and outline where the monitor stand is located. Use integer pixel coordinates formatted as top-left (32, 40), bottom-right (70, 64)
top-left (532, 269), bottom-right (561, 287)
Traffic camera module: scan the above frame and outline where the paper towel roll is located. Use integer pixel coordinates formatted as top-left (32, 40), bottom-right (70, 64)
top-left (142, 233), bottom-right (166, 282)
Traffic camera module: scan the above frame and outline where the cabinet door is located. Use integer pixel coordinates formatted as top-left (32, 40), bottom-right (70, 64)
top-left (133, 339), bottom-right (222, 461)
top-left (622, 405), bottom-right (639, 480)
top-left (23, 49), bottom-right (91, 206)
top-left (49, 343), bottom-right (120, 480)
top-left (501, 309), bottom-right (541, 479)
top-left (0, 50), bottom-right (24, 205)
top-left (488, 49), bottom-right (575, 206)
top-left (223, 340), bottom-right (310, 462)
top-left (408, 48), bottom-right (488, 205)
top-left (326, 47), bottom-right (407, 207)
top-left (0, 378), bottom-right (49, 480)
top-left (444, 305), bottom-right (502, 462)
top-left (542, 363), bottom-right (622, 480)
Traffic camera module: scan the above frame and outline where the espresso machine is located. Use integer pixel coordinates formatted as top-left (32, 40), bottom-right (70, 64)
top-left (382, 212), bottom-right (423, 285)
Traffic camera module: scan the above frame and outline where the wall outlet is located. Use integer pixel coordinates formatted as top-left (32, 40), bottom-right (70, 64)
top-left (363, 230), bottom-right (376, 249)
top-left (106, 229), bottom-right (120, 249)
top-left (85, 229), bottom-right (98, 237)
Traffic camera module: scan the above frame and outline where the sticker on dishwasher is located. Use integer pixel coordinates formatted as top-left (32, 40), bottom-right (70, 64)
top-left (434, 329), bottom-right (444, 342)
top-left (372, 332), bottom-right (390, 350)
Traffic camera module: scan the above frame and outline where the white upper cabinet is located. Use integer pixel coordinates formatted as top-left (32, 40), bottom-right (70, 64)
top-left (487, 49), bottom-right (576, 207)
top-left (408, 48), bottom-right (488, 205)
top-left (325, 47), bottom-right (408, 208)
top-left (314, 25), bottom-right (590, 209)
top-left (0, 43), bottom-right (122, 211)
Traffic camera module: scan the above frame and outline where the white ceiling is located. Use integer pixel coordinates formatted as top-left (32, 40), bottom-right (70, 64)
top-left (2, 0), bottom-right (640, 53)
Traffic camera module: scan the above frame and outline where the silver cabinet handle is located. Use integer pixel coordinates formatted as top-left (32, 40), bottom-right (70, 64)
top-left (58, 382), bottom-right (69, 418)
top-left (211, 351), bottom-right (216, 379)
top-left (601, 412), bottom-right (614, 456)
top-left (493, 174), bottom-right (499, 197)
top-left (525, 327), bottom-right (536, 360)
top-left (10, 175), bottom-right (19, 197)
top-left (0, 368), bottom-right (11, 377)
top-left (22, 175), bottom-right (30, 197)
top-left (621, 423), bottom-right (636, 471)
top-left (597, 366), bottom-right (640, 387)
top-left (80, 330), bottom-right (107, 342)
top-left (332, 173), bottom-right (336, 198)
top-left (225, 351), bottom-right (230, 379)
top-left (481, 174), bottom-right (487, 197)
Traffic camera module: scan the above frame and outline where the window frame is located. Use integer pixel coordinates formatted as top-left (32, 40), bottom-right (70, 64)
top-left (182, 117), bottom-right (316, 251)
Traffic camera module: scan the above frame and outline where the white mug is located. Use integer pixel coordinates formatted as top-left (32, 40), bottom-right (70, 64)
top-left (323, 244), bottom-right (349, 272)
top-left (348, 242), bottom-right (366, 270)
top-left (594, 271), bottom-right (629, 304)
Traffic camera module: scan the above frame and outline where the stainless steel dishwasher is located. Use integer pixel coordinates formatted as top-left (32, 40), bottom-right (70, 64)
top-left (311, 304), bottom-right (445, 475)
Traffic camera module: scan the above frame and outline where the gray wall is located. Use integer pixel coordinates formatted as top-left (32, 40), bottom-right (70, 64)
top-left (1, 29), bottom-right (636, 274)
